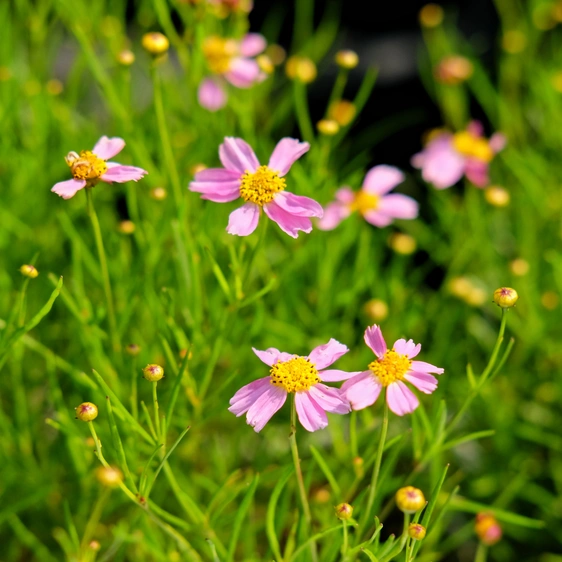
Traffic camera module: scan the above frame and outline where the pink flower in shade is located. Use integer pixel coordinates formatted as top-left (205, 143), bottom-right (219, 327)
top-left (51, 136), bottom-right (147, 200)
top-left (189, 137), bottom-right (323, 237)
top-left (198, 33), bottom-right (266, 111)
top-left (228, 339), bottom-right (359, 432)
top-left (318, 165), bottom-right (419, 230)
top-left (411, 121), bottom-right (506, 189)
top-left (342, 325), bottom-right (444, 416)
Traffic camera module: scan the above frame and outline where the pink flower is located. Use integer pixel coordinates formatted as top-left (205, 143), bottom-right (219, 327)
top-left (51, 136), bottom-right (147, 200)
top-left (318, 165), bottom-right (418, 230)
top-left (229, 339), bottom-right (358, 432)
top-left (189, 137), bottom-right (323, 237)
top-left (198, 33), bottom-right (266, 111)
top-left (342, 325), bottom-right (444, 416)
top-left (411, 121), bottom-right (505, 189)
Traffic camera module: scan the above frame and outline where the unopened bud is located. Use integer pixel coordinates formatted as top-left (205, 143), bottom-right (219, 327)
top-left (395, 486), bottom-right (426, 513)
top-left (118, 220), bottom-right (135, 234)
top-left (317, 119), bottom-right (339, 136)
top-left (142, 32), bottom-right (170, 56)
top-left (434, 55), bottom-right (473, 85)
top-left (257, 54), bottom-right (274, 74)
top-left (117, 49), bottom-right (135, 66)
top-left (20, 264), bottom-right (39, 278)
top-left (502, 30), bottom-right (527, 54)
top-left (364, 299), bottom-right (388, 322)
top-left (76, 402), bottom-right (98, 422)
top-left (419, 4), bottom-right (444, 27)
top-left (352, 456), bottom-right (364, 478)
top-left (485, 186), bottom-right (510, 207)
top-left (389, 233), bottom-right (417, 255)
top-left (510, 258), bottom-right (529, 276)
top-left (475, 513), bottom-right (502, 546)
top-left (493, 287), bottom-right (518, 308)
top-left (143, 364), bottom-right (164, 382)
top-left (46, 79), bottom-right (64, 96)
top-left (96, 465), bottom-right (123, 487)
top-left (328, 100), bottom-right (356, 126)
top-left (126, 343), bottom-right (141, 356)
top-left (286, 56), bottom-right (317, 84)
top-left (89, 540), bottom-right (101, 551)
top-left (266, 44), bottom-right (286, 66)
top-left (150, 187), bottom-right (167, 201)
top-left (313, 488), bottom-right (331, 503)
top-left (408, 523), bottom-right (426, 540)
top-left (335, 50), bottom-right (359, 69)
top-left (334, 503), bottom-right (354, 520)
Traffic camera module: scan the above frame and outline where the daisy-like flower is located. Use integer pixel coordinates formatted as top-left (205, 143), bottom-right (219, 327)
top-left (411, 121), bottom-right (505, 189)
top-left (228, 339), bottom-right (357, 432)
top-left (342, 325), bottom-right (444, 416)
top-left (198, 33), bottom-right (266, 111)
top-left (51, 136), bottom-right (147, 200)
top-left (318, 165), bottom-right (418, 230)
top-left (189, 137), bottom-right (323, 237)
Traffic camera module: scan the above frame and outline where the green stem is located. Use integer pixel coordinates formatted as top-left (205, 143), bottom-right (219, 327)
top-left (85, 188), bottom-right (119, 353)
top-left (153, 381), bottom-right (161, 440)
top-left (341, 520), bottom-right (349, 561)
top-left (474, 542), bottom-right (488, 562)
top-left (293, 80), bottom-right (315, 142)
top-left (399, 513), bottom-right (411, 551)
top-left (131, 359), bottom-right (138, 421)
top-left (479, 308), bottom-right (507, 384)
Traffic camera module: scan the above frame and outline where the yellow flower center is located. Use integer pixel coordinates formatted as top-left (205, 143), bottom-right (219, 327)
top-left (239, 165), bottom-right (286, 206)
top-left (270, 357), bottom-right (321, 393)
top-left (350, 190), bottom-right (379, 214)
top-left (66, 150), bottom-right (107, 181)
top-left (369, 349), bottom-right (411, 387)
top-left (452, 131), bottom-right (494, 162)
top-left (203, 36), bottom-right (238, 74)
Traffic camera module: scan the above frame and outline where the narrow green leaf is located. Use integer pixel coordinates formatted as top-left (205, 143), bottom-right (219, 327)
top-left (441, 430), bottom-right (495, 452)
top-left (266, 466), bottom-right (293, 562)
top-left (359, 548), bottom-right (379, 561)
top-left (310, 445), bottom-right (342, 498)
top-left (226, 474), bottom-right (259, 562)
top-left (290, 525), bottom-right (341, 561)
top-left (139, 444), bottom-right (163, 497)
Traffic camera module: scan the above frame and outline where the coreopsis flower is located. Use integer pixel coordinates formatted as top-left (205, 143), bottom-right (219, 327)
top-left (189, 137), bottom-right (323, 237)
top-left (51, 136), bottom-right (147, 199)
top-left (318, 165), bottom-right (418, 230)
top-left (411, 121), bottom-right (505, 189)
top-left (228, 339), bottom-right (356, 432)
top-left (198, 33), bottom-right (266, 111)
top-left (342, 325), bottom-right (444, 416)
top-left (475, 513), bottom-right (502, 546)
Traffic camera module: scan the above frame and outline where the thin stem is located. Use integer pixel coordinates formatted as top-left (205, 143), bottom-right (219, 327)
top-left (474, 543), bottom-right (488, 562)
top-left (130, 359), bottom-right (138, 421)
top-left (479, 308), bottom-right (507, 384)
top-left (399, 513), bottom-right (411, 551)
top-left (153, 381), bottom-right (161, 440)
top-left (293, 80), bottom-right (315, 142)
top-left (85, 189), bottom-right (119, 353)
top-left (341, 520), bottom-right (349, 561)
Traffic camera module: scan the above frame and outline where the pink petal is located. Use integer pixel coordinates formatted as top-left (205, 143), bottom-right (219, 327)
top-left (101, 164), bottom-right (147, 183)
top-left (464, 159), bottom-right (489, 187)
top-left (92, 136), bottom-right (125, 160)
top-left (342, 371), bottom-right (382, 411)
top-left (189, 169), bottom-right (241, 202)
top-left (416, 136), bottom-right (465, 189)
top-left (295, 391), bottom-right (328, 432)
top-left (219, 137), bottom-right (260, 173)
top-left (404, 372), bottom-right (438, 394)
top-left (198, 78), bottom-right (227, 112)
top-left (364, 325), bottom-right (387, 358)
top-left (228, 376), bottom-right (272, 416)
top-left (307, 384), bottom-right (351, 415)
top-left (225, 58), bottom-right (260, 88)
top-left (308, 338), bottom-right (349, 370)
top-left (226, 203), bottom-right (260, 236)
top-left (316, 202), bottom-right (350, 230)
top-left (273, 192), bottom-right (323, 218)
top-left (252, 347), bottom-right (283, 366)
top-left (467, 120), bottom-right (484, 137)
top-left (363, 165), bottom-right (405, 195)
top-left (246, 385), bottom-right (288, 432)
top-left (386, 381), bottom-right (419, 416)
top-left (51, 178), bottom-right (86, 199)
top-left (194, 168), bottom-right (241, 182)
top-left (377, 194), bottom-right (419, 220)
top-left (410, 361), bottom-right (444, 375)
top-left (363, 210), bottom-right (394, 228)
top-left (319, 369), bottom-right (362, 382)
top-left (489, 132), bottom-right (506, 153)
top-left (335, 187), bottom-right (355, 204)
top-left (240, 33), bottom-right (267, 57)
top-left (393, 339), bottom-right (421, 359)
top-left (263, 200), bottom-right (313, 238)
top-left (268, 138), bottom-right (310, 176)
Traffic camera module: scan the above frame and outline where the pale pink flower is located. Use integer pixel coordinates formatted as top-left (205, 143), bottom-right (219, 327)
top-left (229, 339), bottom-right (358, 432)
top-left (342, 325), bottom-right (444, 416)
top-left (318, 165), bottom-right (418, 230)
top-left (51, 136), bottom-right (147, 200)
top-left (411, 121), bottom-right (505, 189)
top-left (189, 137), bottom-right (323, 237)
top-left (198, 33), bottom-right (266, 111)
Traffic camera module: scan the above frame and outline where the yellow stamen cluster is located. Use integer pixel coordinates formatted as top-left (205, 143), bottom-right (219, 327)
top-left (239, 165), bottom-right (286, 206)
top-left (270, 357), bottom-right (321, 393)
top-left (66, 150), bottom-right (107, 181)
top-left (350, 190), bottom-right (379, 214)
top-left (452, 131), bottom-right (493, 162)
top-left (369, 349), bottom-right (411, 387)
top-left (203, 36), bottom-right (238, 74)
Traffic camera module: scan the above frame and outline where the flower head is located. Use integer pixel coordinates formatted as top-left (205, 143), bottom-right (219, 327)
top-left (411, 121), bottom-right (505, 189)
top-left (342, 324), bottom-right (444, 416)
top-left (142, 32), bottom-right (169, 56)
top-left (228, 339), bottom-right (358, 432)
top-left (318, 165), bottom-right (418, 230)
top-left (189, 137), bottom-right (323, 237)
top-left (51, 136), bottom-right (147, 200)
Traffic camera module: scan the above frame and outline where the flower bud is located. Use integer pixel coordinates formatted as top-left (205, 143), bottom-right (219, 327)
top-left (328, 100), bottom-right (356, 126)
top-left (76, 402), bottom-right (98, 422)
top-left (317, 119), bottom-right (339, 136)
top-left (335, 50), bottom-right (359, 69)
top-left (475, 513), bottom-right (502, 546)
top-left (395, 486), bottom-right (426, 513)
top-left (286, 56), bottom-right (317, 84)
top-left (89, 540), bottom-right (101, 551)
top-left (313, 487), bottom-right (331, 503)
top-left (126, 343), bottom-right (141, 356)
top-left (266, 44), bottom-right (286, 66)
top-left (493, 287), bottom-right (518, 308)
top-left (143, 364), bottom-right (164, 382)
top-left (364, 299), bottom-right (388, 322)
top-left (510, 259), bottom-right (529, 276)
top-left (334, 502), bottom-right (354, 520)
top-left (257, 54), bottom-right (274, 74)
top-left (408, 523), bottom-right (426, 540)
top-left (541, 291), bottom-right (559, 310)
top-left (484, 186), bottom-right (510, 207)
top-left (150, 187), bottom-right (167, 201)
top-left (434, 55), bottom-right (473, 85)
top-left (118, 220), bottom-right (136, 234)
top-left (117, 49), bottom-right (135, 66)
top-left (388, 233), bottom-right (417, 255)
top-left (96, 465), bottom-right (123, 487)
top-left (352, 456), bottom-right (364, 478)
top-left (20, 264), bottom-right (39, 278)
top-left (46, 79), bottom-right (64, 96)
top-left (419, 4), bottom-right (444, 28)
top-left (142, 32), bottom-right (170, 56)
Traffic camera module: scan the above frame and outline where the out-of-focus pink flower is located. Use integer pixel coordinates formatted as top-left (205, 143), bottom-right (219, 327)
top-left (318, 165), bottom-right (418, 230)
top-left (198, 33), bottom-right (266, 111)
top-left (411, 121), bottom-right (505, 189)
top-left (342, 325), bottom-right (444, 416)
top-left (189, 137), bottom-right (323, 237)
top-left (51, 136), bottom-right (147, 200)
top-left (229, 339), bottom-right (357, 432)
